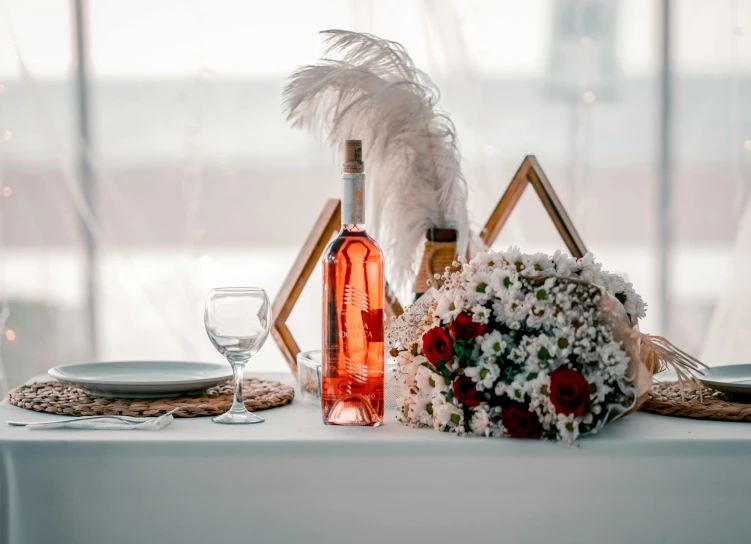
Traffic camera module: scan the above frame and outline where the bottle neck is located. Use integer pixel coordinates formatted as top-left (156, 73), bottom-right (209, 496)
top-left (342, 173), bottom-right (365, 227)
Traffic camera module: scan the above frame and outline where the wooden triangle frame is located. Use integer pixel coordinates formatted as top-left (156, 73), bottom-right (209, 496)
top-left (271, 198), bottom-right (403, 375)
top-left (273, 157), bottom-right (583, 375)
top-left (481, 155), bottom-right (587, 258)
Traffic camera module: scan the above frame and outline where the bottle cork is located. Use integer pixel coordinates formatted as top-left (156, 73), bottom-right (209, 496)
top-left (342, 140), bottom-right (364, 174)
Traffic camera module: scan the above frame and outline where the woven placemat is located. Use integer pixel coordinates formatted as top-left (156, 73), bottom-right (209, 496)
top-left (8, 378), bottom-right (294, 418)
top-left (639, 381), bottom-right (751, 421)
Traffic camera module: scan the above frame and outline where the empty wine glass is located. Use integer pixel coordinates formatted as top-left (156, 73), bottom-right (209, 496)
top-left (204, 287), bottom-right (272, 424)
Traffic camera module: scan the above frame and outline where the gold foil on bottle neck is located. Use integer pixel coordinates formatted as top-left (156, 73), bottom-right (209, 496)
top-left (342, 140), bottom-right (364, 174)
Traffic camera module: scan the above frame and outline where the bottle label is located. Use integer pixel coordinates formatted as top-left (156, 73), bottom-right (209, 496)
top-left (342, 173), bottom-right (365, 225)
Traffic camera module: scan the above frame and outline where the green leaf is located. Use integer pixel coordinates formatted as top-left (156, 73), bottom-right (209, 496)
top-left (476, 283), bottom-right (487, 293)
top-left (421, 362), bottom-right (436, 371)
top-left (426, 403), bottom-right (433, 415)
top-left (503, 366), bottom-right (518, 382)
top-left (536, 289), bottom-right (547, 301)
top-left (444, 377), bottom-right (451, 385)
top-left (514, 390), bottom-right (522, 399)
top-left (429, 377), bottom-right (435, 387)
top-left (526, 372), bottom-right (538, 380)
top-left (538, 347), bottom-right (549, 360)
top-left (503, 277), bottom-right (511, 288)
top-left (440, 367), bottom-right (451, 379)
top-left (450, 413), bottom-right (461, 425)
top-left (446, 389), bottom-right (454, 401)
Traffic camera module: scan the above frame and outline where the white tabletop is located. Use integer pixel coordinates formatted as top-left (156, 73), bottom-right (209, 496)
top-left (2, 373), bottom-right (750, 452)
top-left (2, 373), bottom-right (751, 544)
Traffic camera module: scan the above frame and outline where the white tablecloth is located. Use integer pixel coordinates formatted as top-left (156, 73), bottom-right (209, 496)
top-left (2, 373), bottom-right (751, 544)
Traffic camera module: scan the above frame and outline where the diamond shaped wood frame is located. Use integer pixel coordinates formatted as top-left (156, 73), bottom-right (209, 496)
top-left (274, 157), bottom-right (583, 375)
top-left (271, 198), bottom-right (404, 375)
top-left (481, 155), bottom-right (587, 258)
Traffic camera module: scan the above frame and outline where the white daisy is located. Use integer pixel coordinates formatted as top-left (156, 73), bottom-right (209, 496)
top-left (489, 267), bottom-right (515, 297)
top-left (524, 335), bottom-right (558, 372)
top-left (471, 304), bottom-right (491, 325)
top-left (554, 326), bottom-right (576, 358)
top-left (522, 252), bottom-right (555, 275)
top-left (469, 406), bottom-right (491, 436)
top-left (433, 396), bottom-right (464, 430)
top-left (434, 291), bottom-right (462, 324)
top-left (479, 330), bottom-right (506, 357)
top-left (464, 361), bottom-right (500, 391)
top-left (502, 246), bottom-right (525, 271)
top-left (552, 249), bottom-right (576, 277)
top-left (414, 364), bottom-right (438, 394)
top-left (407, 395), bottom-right (434, 426)
top-left (491, 298), bottom-right (506, 321)
top-left (465, 271), bottom-right (493, 298)
top-left (555, 414), bottom-right (580, 443)
top-left (503, 298), bottom-right (529, 322)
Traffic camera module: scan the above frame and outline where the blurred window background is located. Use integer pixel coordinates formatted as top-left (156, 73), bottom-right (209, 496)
top-left (1, 0), bottom-right (750, 392)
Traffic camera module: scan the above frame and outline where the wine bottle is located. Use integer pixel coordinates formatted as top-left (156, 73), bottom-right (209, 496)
top-left (321, 140), bottom-right (385, 426)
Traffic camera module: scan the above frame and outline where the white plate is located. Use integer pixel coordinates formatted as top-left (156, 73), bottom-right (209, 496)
top-left (698, 364), bottom-right (751, 395)
top-left (48, 361), bottom-right (233, 398)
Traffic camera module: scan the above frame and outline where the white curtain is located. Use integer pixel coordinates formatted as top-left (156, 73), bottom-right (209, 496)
top-left (701, 195), bottom-right (751, 366)
top-left (0, 0), bottom-right (749, 394)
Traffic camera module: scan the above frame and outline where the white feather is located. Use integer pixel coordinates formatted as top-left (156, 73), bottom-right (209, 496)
top-left (284, 30), bottom-right (470, 299)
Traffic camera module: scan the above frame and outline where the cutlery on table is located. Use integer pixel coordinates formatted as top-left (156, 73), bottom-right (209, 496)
top-left (7, 407), bottom-right (181, 429)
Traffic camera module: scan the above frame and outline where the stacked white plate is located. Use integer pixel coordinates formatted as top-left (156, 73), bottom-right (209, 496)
top-left (48, 361), bottom-right (232, 398)
top-left (697, 364), bottom-right (751, 395)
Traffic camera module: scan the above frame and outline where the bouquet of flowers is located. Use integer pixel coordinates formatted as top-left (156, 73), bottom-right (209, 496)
top-left (387, 248), bottom-right (703, 442)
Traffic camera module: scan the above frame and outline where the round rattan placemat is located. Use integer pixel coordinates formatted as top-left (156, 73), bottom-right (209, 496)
top-left (639, 381), bottom-right (751, 421)
top-left (8, 378), bottom-right (295, 418)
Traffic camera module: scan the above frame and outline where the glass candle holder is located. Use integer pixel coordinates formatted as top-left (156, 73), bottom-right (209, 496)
top-left (296, 350), bottom-right (322, 405)
top-left (297, 350), bottom-right (398, 409)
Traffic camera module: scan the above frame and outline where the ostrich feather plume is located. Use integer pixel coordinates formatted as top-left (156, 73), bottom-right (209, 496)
top-left (283, 30), bottom-right (470, 298)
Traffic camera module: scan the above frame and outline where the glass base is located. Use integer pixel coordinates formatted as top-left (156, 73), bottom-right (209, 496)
top-left (323, 394), bottom-right (382, 426)
top-left (212, 410), bottom-right (265, 424)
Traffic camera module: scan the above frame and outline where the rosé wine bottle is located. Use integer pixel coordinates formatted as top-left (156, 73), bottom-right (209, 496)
top-left (322, 140), bottom-right (384, 426)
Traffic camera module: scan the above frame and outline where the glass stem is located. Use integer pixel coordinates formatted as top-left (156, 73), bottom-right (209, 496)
top-left (230, 361), bottom-right (248, 413)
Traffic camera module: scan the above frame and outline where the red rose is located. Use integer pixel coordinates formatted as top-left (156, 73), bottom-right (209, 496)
top-left (501, 402), bottom-right (543, 439)
top-left (449, 312), bottom-right (488, 341)
top-left (422, 327), bottom-right (453, 365)
top-left (452, 376), bottom-right (483, 407)
top-left (549, 368), bottom-right (591, 417)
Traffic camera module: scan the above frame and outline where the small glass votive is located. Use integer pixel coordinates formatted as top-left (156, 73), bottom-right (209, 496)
top-left (296, 350), bottom-right (322, 405)
top-left (296, 350), bottom-right (399, 409)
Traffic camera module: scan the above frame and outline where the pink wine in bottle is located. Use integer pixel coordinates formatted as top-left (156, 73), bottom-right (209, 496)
top-left (322, 140), bottom-right (384, 426)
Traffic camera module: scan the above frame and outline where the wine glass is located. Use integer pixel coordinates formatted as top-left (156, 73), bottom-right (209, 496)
top-left (204, 287), bottom-right (272, 424)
